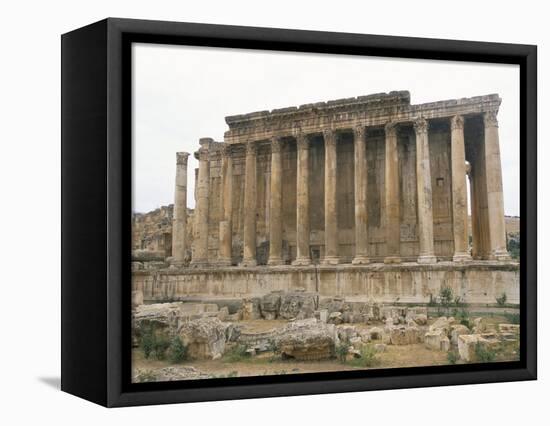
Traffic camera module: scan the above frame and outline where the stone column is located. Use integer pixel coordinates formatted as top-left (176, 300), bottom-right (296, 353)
top-left (190, 146), bottom-right (210, 267)
top-left (293, 133), bottom-right (311, 266)
top-left (352, 125), bottom-right (369, 264)
top-left (322, 129), bottom-right (340, 265)
top-left (414, 118), bottom-right (437, 264)
top-left (450, 115), bottom-right (472, 262)
top-left (384, 122), bottom-right (401, 263)
top-left (268, 137), bottom-right (284, 265)
top-left (466, 161), bottom-right (479, 258)
top-left (483, 111), bottom-right (510, 260)
top-left (218, 144), bottom-right (233, 266)
top-left (171, 152), bottom-right (189, 265)
top-left (240, 141), bottom-right (257, 267)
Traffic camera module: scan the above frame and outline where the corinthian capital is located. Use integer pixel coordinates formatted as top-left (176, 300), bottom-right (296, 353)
top-left (451, 115), bottom-right (464, 131)
top-left (322, 129), bottom-right (336, 147)
top-left (413, 117), bottom-right (429, 135)
top-left (271, 137), bottom-right (283, 153)
top-left (384, 121), bottom-right (397, 137)
top-left (296, 134), bottom-right (309, 151)
top-left (353, 125), bottom-right (366, 141)
top-left (198, 148), bottom-right (209, 162)
top-left (176, 152), bottom-right (189, 165)
top-left (220, 144), bottom-right (232, 158)
top-left (245, 140), bottom-right (257, 155)
top-left (484, 111), bottom-right (499, 128)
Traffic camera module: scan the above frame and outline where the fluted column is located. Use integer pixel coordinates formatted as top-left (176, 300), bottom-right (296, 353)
top-left (268, 137), bottom-right (284, 265)
top-left (384, 122), bottom-right (401, 263)
top-left (218, 144), bottom-right (233, 266)
top-left (293, 134), bottom-right (311, 266)
top-left (171, 152), bottom-right (189, 265)
top-left (322, 129), bottom-right (340, 265)
top-left (450, 115), bottom-right (472, 262)
top-left (483, 111), bottom-right (510, 260)
top-left (190, 146), bottom-right (210, 267)
top-left (352, 125), bottom-right (369, 264)
top-left (414, 118), bottom-right (436, 264)
top-left (240, 141), bottom-right (257, 267)
top-left (466, 161), bottom-right (479, 258)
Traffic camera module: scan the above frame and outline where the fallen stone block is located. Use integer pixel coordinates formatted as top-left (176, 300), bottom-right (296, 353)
top-left (260, 291), bottom-right (281, 320)
top-left (450, 324), bottom-right (470, 345)
top-left (277, 319), bottom-right (337, 361)
top-left (279, 292), bottom-right (317, 320)
top-left (425, 329), bottom-right (448, 351)
top-left (178, 317), bottom-right (228, 360)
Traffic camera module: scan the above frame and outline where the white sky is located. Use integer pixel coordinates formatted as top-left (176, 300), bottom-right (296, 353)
top-left (132, 43), bottom-right (519, 216)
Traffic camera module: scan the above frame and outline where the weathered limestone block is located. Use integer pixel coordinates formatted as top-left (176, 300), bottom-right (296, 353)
top-left (425, 329), bottom-right (449, 351)
top-left (277, 319), bottom-right (337, 361)
top-left (260, 291), bottom-right (282, 320)
top-left (279, 292), bottom-right (317, 320)
top-left (315, 309), bottom-right (329, 323)
top-left (429, 316), bottom-right (452, 335)
top-left (498, 324), bottom-right (520, 334)
top-left (132, 302), bottom-right (183, 340)
top-left (178, 317), bottom-right (228, 360)
top-left (132, 290), bottom-right (144, 308)
top-left (239, 298), bottom-right (261, 320)
top-left (390, 326), bottom-right (421, 345)
top-left (337, 325), bottom-right (359, 343)
top-left (328, 312), bottom-right (343, 324)
top-left (450, 324), bottom-right (471, 346)
top-left (458, 334), bottom-right (481, 362)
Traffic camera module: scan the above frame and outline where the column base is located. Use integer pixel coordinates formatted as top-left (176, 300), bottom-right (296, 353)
top-left (189, 259), bottom-right (210, 268)
top-left (452, 252), bottom-right (472, 262)
top-left (352, 255), bottom-right (370, 265)
top-left (292, 257), bottom-right (311, 266)
top-left (417, 255), bottom-right (437, 264)
top-left (169, 260), bottom-right (186, 269)
top-left (239, 259), bottom-right (257, 267)
top-left (383, 256), bottom-right (401, 264)
top-left (216, 258), bottom-right (232, 267)
top-left (490, 250), bottom-right (512, 261)
top-left (321, 256), bottom-right (340, 265)
top-left (267, 257), bottom-right (285, 266)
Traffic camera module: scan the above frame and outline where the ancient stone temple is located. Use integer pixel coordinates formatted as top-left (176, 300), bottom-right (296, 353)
top-left (133, 91), bottom-right (519, 305)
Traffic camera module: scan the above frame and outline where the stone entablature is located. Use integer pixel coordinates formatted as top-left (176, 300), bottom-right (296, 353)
top-left (172, 91), bottom-right (511, 268)
top-left (223, 91), bottom-right (501, 144)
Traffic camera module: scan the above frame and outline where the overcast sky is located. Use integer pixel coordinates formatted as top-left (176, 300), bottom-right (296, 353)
top-left (132, 43), bottom-right (519, 216)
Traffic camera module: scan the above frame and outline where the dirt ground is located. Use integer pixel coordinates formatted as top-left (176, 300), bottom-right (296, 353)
top-left (132, 313), bottom-right (520, 382)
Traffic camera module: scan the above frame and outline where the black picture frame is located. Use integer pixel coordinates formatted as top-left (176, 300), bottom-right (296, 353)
top-left (61, 17), bottom-right (537, 407)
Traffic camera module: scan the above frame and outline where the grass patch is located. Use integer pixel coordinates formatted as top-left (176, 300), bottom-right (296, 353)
top-left (474, 342), bottom-right (496, 363)
top-left (346, 345), bottom-right (380, 368)
top-left (222, 344), bottom-right (250, 363)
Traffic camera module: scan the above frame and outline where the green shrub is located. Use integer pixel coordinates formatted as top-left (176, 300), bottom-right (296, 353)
top-left (496, 292), bottom-right (507, 306)
top-left (140, 327), bottom-right (155, 359)
top-left (474, 342), bottom-right (496, 363)
top-left (335, 343), bottom-right (350, 363)
top-left (169, 336), bottom-right (188, 363)
top-left (447, 350), bottom-right (459, 365)
top-left (347, 345), bottom-right (379, 368)
top-left (152, 336), bottom-right (171, 360)
top-left (222, 344), bottom-right (250, 363)
top-left (504, 312), bottom-right (520, 324)
top-left (439, 286), bottom-right (454, 308)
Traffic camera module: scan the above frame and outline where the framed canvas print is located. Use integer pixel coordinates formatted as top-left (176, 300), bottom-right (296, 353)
top-left (61, 18), bottom-right (537, 407)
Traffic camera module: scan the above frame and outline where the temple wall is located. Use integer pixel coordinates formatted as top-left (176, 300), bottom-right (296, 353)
top-left (133, 261), bottom-right (519, 305)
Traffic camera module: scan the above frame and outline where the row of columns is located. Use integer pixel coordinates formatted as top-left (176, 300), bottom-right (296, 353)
top-left (173, 112), bottom-right (509, 267)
